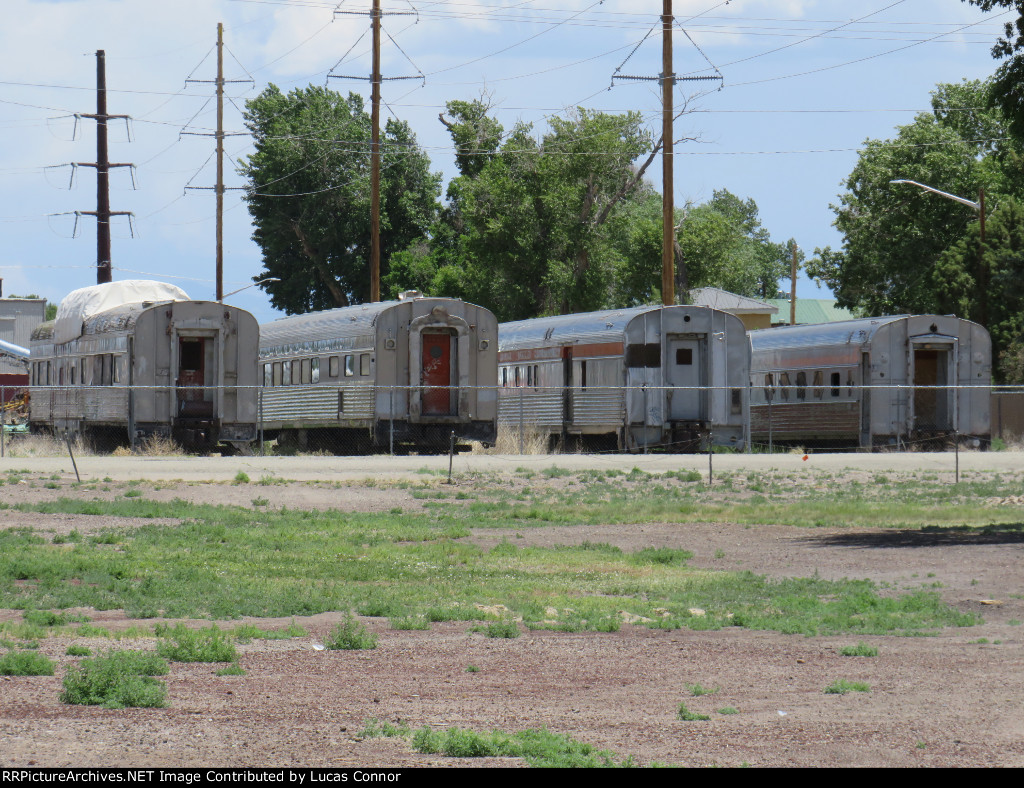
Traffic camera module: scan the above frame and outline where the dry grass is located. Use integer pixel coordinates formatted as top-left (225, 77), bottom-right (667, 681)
top-left (474, 424), bottom-right (553, 455)
top-left (1, 432), bottom-right (95, 458)
top-left (112, 434), bottom-right (183, 457)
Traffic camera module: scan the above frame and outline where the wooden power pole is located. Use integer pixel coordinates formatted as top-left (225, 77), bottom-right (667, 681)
top-left (370, 0), bottom-right (381, 303)
top-left (661, 0), bottom-right (674, 307)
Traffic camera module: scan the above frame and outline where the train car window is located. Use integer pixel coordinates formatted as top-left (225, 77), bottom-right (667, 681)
top-left (763, 373), bottom-right (774, 401)
top-left (300, 358), bottom-right (310, 385)
top-left (676, 348), bottom-right (693, 365)
top-left (46, 361), bottom-right (51, 386)
top-left (501, 367), bottom-right (507, 388)
top-left (796, 371), bottom-right (807, 400)
top-left (831, 372), bottom-right (841, 397)
top-left (812, 371), bottom-right (823, 399)
top-left (344, 355), bottom-right (355, 377)
top-left (80, 359), bottom-right (87, 385)
top-left (263, 364), bottom-right (272, 387)
top-left (329, 356), bottom-right (340, 378)
top-left (273, 362), bottom-right (283, 387)
top-left (527, 365), bottom-right (533, 387)
top-left (626, 344), bottom-right (661, 368)
top-left (360, 354), bottom-right (370, 376)
top-left (103, 355), bottom-right (112, 386)
top-left (780, 372), bottom-right (791, 401)
top-left (731, 389), bottom-right (742, 415)
top-left (580, 360), bottom-right (587, 390)
top-left (514, 367), bottom-right (520, 387)
top-left (70, 363), bottom-right (76, 385)
top-left (312, 358), bottom-right (320, 384)
top-left (846, 371), bottom-right (855, 396)
top-left (534, 365), bottom-right (539, 390)
top-left (282, 361), bottom-right (292, 386)
top-left (113, 357), bottom-right (122, 385)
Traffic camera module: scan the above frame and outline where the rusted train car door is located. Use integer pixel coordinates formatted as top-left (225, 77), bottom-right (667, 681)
top-left (911, 343), bottom-right (954, 433)
top-left (421, 330), bottom-right (456, 416)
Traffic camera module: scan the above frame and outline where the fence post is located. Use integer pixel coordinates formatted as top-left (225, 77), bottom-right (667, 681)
top-left (1, 385), bottom-right (5, 458)
top-left (258, 385), bottom-right (264, 456)
top-left (389, 387), bottom-right (394, 456)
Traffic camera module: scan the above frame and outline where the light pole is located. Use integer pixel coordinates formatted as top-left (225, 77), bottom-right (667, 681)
top-left (889, 179), bottom-right (987, 327)
top-left (221, 277), bottom-right (280, 301)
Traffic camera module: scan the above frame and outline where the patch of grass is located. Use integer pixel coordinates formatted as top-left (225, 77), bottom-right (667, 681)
top-left (22, 609), bottom-right (89, 627)
top-left (233, 472), bottom-right (250, 485)
top-left (325, 614), bottom-right (378, 650)
top-left (66, 645), bottom-right (92, 657)
top-left (0, 650), bottom-right (56, 676)
top-left (686, 683), bottom-right (719, 697)
top-left (466, 665), bottom-right (480, 673)
top-left (154, 624), bottom-right (237, 663)
top-left (824, 679), bottom-right (871, 695)
top-left (484, 620), bottom-right (520, 639)
top-left (59, 650), bottom-right (168, 708)
top-left (677, 703), bottom-right (711, 721)
top-left (251, 497), bottom-right (270, 507)
top-left (389, 616), bottom-right (431, 631)
top-left (411, 725), bottom-right (633, 767)
top-left (360, 719), bottom-right (411, 739)
top-left (839, 642), bottom-right (879, 657)
top-left (215, 663), bottom-right (247, 676)
top-left (717, 707), bottom-right (739, 715)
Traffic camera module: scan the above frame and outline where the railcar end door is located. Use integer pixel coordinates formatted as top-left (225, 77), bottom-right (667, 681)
top-left (910, 342), bottom-right (955, 434)
top-left (666, 335), bottom-right (704, 420)
top-left (421, 330), bottom-right (456, 416)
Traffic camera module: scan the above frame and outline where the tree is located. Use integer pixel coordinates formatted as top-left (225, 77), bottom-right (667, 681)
top-left (935, 198), bottom-right (1024, 380)
top-left (963, 1), bottom-right (1024, 137)
top-left (239, 85), bottom-right (441, 314)
top-left (806, 80), bottom-right (1021, 316)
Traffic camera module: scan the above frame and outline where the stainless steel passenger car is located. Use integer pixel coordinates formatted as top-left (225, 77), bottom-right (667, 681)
top-left (498, 306), bottom-right (751, 451)
top-left (258, 293), bottom-right (498, 452)
top-left (749, 315), bottom-right (992, 448)
top-left (29, 298), bottom-right (259, 450)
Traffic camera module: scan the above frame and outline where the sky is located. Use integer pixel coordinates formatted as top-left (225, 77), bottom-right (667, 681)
top-left (0, 0), bottom-right (1013, 325)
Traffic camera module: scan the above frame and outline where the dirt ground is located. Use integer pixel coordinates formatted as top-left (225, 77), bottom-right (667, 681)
top-left (1, 460), bottom-right (1024, 768)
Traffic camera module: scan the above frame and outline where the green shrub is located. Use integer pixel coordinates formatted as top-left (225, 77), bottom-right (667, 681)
top-left (485, 620), bottom-right (520, 639)
top-left (215, 663), bottom-right (246, 676)
top-left (59, 650), bottom-right (168, 708)
top-left (66, 645), bottom-right (92, 657)
top-left (677, 703), bottom-right (710, 721)
top-left (325, 614), bottom-right (378, 650)
top-left (839, 642), bottom-right (879, 657)
top-left (155, 624), bottom-right (237, 663)
top-left (824, 679), bottom-right (871, 695)
top-left (0, 650), bottom-right (56, 676)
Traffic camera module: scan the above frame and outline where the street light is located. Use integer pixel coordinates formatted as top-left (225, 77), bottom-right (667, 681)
top-left (221, 277), bottom-right (280, 301)
top-left (889, 178), bottom-right (987, 327)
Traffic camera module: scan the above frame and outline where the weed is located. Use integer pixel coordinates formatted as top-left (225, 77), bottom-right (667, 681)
top-left (233, 472), bottom-right (250, 484)
top-left (389, 616), bottom-right (430, 631)
top-left (23, 610), bottom-right (88, 627)
top-left (0, 650), bottom-right (55, 676)
top-left (713, 549), bottom-right (726, 560)
top-left (66, 645), bottom-right (92, 657)
top-left (824, 679), bottom-right (871, 695)
top-left (60, 650), bottom-right (168, 708)
top-left (677, 703), bottom-right (710, 721)
top-left (325, 614), bottom-right (378, 650)
top-left (686, 683), bottom-right (719, 697)
top-left (360, 719), bottom-right (411, 739)
top-left (717, 707), bottom-right (739, 715)
top-left (485, 620), bottom-right (520, 639)
top-left (466, 665), bottom-right (480, 673)
top-left (916, 741), bottom-right (927, 750)
top-left (155, 624), bottom-right (237, 663)
top-left (123, 489), bottom-right (143, 498)
top-left (411, 725), bottom-right (629, 767)
top-left (251, 497), bottom-right (270, 507)
top-left (215, 663), bottom-right (247, 677)
top-left (839, 642), bottom-right (879, 657)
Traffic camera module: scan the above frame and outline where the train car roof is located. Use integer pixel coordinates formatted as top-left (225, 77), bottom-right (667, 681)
top-left (53, 280), bottom-right (190, 345)
top-left (748, 315), bottom-right (916, 352)
top-left (498, 305), bottom-right (730, 351)
top-left (259, 296), bottom-right (478, 348)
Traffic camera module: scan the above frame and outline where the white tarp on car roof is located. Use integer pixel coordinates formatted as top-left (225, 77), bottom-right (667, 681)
top-left (53, 280), bottom-right (190, 345)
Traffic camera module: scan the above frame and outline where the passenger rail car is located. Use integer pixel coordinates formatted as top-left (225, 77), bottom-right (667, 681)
top-left (749, 315), bottom-right (991, 449)
top-left (258, 293), bottom-right (498, 452)
top-left (29, 281), bottom-right (259, 451)
top-left (498, 306), bottom-right (750, 451)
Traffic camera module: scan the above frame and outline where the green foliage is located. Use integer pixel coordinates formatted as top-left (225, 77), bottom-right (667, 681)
top-left (839, 642), bottom-right (879, 657)
top-left (239, 84), bottom-right (441, 314)
top-left (485, 620), bottom-right (520, 639)
top-left (411, 725), bottom-right (628, 767)
top-left (215, 663), bottom-right (247, 676)
top-left (360, 718), bottom-right (411, 739)
top-left (155, 624), bottom-right (237, 663)
top-left (717, 707), bottom-right (739, 715)
top-left (66, 645), bottom-right (92, 657)
top-left (677, 703), bottom-right (710, 721)
top-left (22, 609), bottom-right (88, 627)
top-left (60, 650), bottom-right (168, 709)
top-left (824, 679), bottom-right (871, 695)
top-left (0, 650), bottom-right (55, 676)
top-left (233, 472), bottom-right (250, 484)
top-left (686, 683), bottom-right (719, 697)
top-left (325, 614), bottom-right (378, 650)
top-left (808, 78), bottom-right (1024, 323)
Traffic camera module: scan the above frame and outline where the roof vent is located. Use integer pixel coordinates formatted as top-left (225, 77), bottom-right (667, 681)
top-left (398, 290), bottom-right (423, 301)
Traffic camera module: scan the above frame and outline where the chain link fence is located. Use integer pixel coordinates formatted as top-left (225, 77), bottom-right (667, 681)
top-left (5, 382), bottom-right (1015, 457)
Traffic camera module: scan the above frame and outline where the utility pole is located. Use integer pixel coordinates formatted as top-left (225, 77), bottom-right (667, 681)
top-left (790, 241), bottom-right (798, 326)
top-left (612, 1), bottom-right (720, 306)
top-left (78, 50), bottom-right (132, 285)
top-left (370, 0), bottom-right (381, 303)
top-left (329, 3), bottom-right (420, 303)
top-left (183, 24), bottom-right (252, 301)
top-left (661, 0), bottom-right (674, 306)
